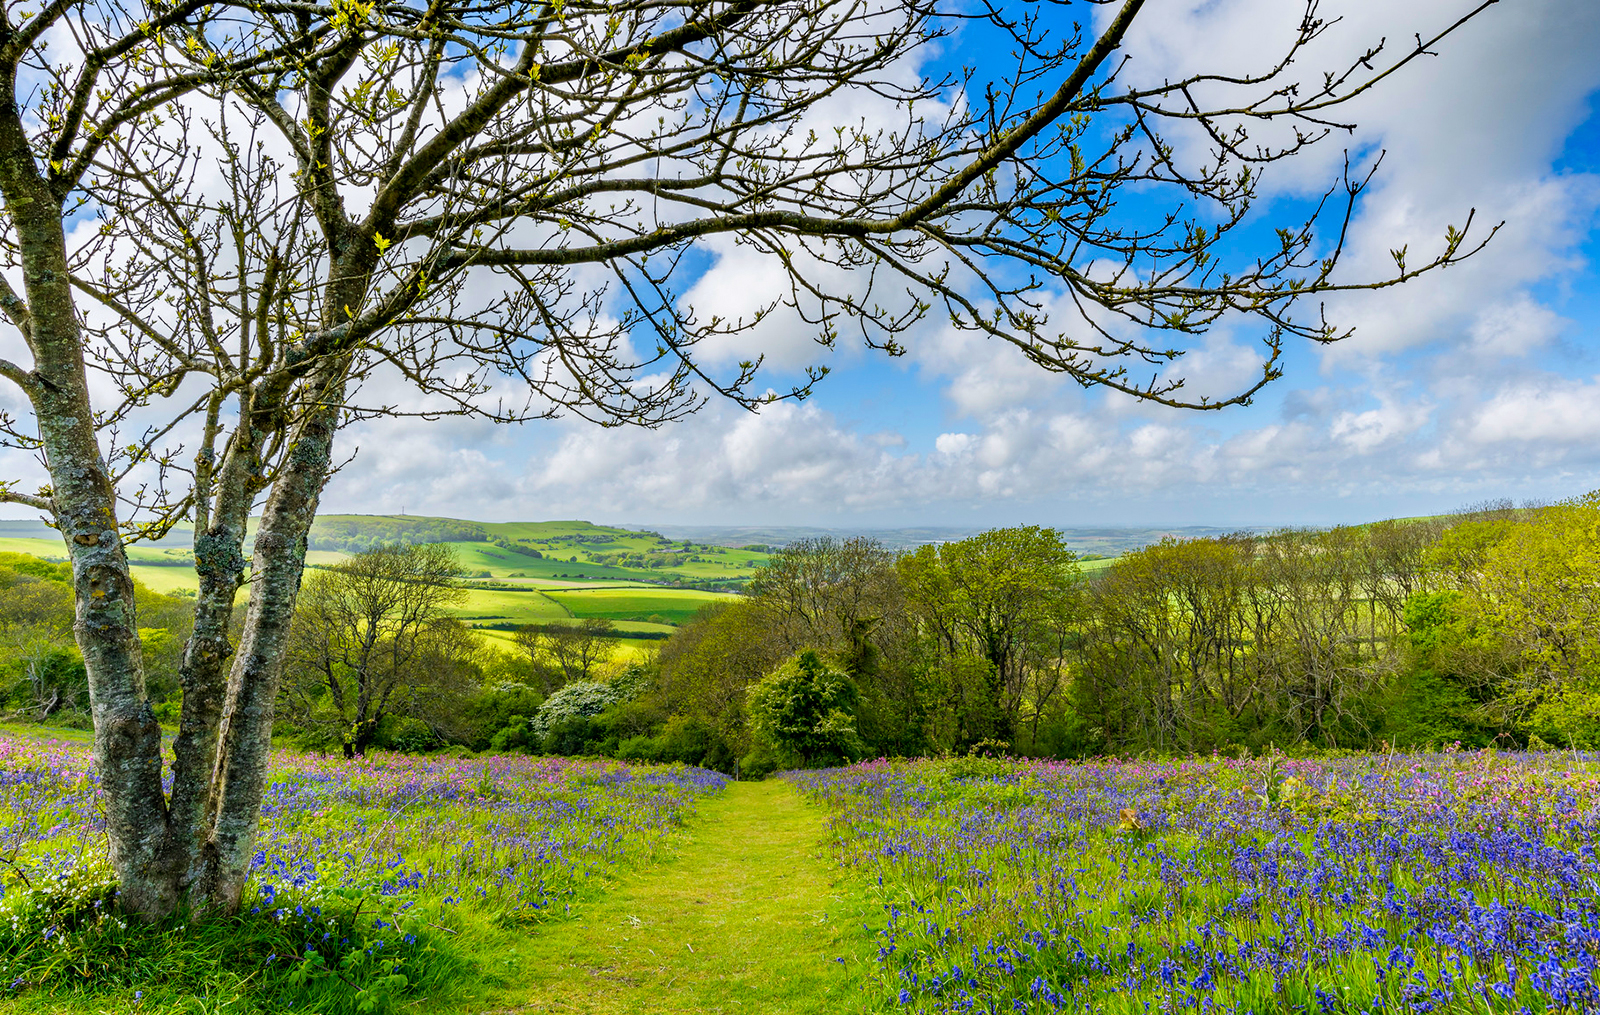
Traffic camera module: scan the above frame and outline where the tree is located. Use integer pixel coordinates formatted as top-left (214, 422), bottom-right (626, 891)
top-left (1448, 497), bottom-right (1600, 741)
top-left (0, 0), bottom-right (1499, 917)
top-left (513, 619), bottom-right (620, 692)
top-left (282, 544), bottom-right (468, 757)
top-left (531, 680), bottom-right (623, 739)
top-left (747, 650), bottom-right (862, 768)
top-left (900, 527), bottom-right (1083, 744)
top-left (653, 600), bottom-right (790, 760)
top-left (749, 538), bottom-right (898, 651)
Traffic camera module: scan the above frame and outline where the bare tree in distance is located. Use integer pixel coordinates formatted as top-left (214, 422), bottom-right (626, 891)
top-left (282, 542), bottom-right (467, 758)
top-left (0, 0), bottom-right (1501, 917)
top-left (513, 618), bottom-right (620, 691)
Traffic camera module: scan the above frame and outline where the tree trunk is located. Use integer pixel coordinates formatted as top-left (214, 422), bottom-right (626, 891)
top-left (0, 78), bottom-right (178, 918)
top-left (195, 370), bottom-right (344, 913)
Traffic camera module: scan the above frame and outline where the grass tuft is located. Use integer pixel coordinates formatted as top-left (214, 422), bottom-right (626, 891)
top-left (0, 865), bottom-right (466, 1014)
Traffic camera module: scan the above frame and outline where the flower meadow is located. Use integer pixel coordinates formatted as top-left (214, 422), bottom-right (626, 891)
top-left (791, 751), bottom-right (1600, 1015)
top-left (0, 730), bottom-right (725, 1009)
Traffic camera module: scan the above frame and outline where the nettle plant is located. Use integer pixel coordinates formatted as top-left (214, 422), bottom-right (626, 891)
top-left (0, 0), bottom-right (1495, 918)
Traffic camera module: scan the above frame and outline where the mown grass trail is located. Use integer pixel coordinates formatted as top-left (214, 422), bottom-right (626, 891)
top-left (468, 779), bottom-right (871, 1015)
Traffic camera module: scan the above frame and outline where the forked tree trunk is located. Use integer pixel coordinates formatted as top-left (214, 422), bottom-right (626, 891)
top-left (195, 378), bottom-right (342, 912)
top-left (0, 66), bottom-right (347, 910)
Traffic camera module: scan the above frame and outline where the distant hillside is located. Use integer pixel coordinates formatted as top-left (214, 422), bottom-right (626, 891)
top-left (629, 523), bottom-right (1256, 557)
top-left (2, 514), bottom-right (1266, 559)
top-left (0, 520), bottom-right (58, 540)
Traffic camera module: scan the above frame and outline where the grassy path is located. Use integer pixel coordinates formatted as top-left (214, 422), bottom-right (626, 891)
top-left (475, 779), bottom-right (870, 1014)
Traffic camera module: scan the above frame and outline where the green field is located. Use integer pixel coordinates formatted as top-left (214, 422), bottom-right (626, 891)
top-left (472, 626), bottom-right (661, 663)
top-left (297, 516), bottom-right (772, 586)
top-left (544, 587), bottom-right (733, 624)
top-left (0, 536), bottom-right (63, 560)
top-left (450, 586), bottom-right (572, 624)
top-left (0, 530), bottom-right (740, 634)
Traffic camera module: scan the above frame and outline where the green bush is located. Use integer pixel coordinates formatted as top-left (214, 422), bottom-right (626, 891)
top-left (746, 650), bottom-right (862, 768)
top-left (739, 743), bottom-right (782, 780)
top-left (466, 682), bottom-right (545, 751)
top-left (540, 716), bottom-right (605, 756)
top-left (384, 716), bottom-right (441, 754)
top-left (488, 716), bottom-right (533, 752)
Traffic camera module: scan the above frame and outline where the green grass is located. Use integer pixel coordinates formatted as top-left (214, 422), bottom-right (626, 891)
top-left (469, 628), bottom-right (659, 663)
top-left (544, 588), bottom-right (735, 625)
top-left (0, 758), bottom-right (876, 1015)
top-left (437, 779), bottom-right (874, 1014)
top-left (0, 722), bottom-right (92, 745)
top-left (0, 537), bottom-right (63, 560)
top-left (449, 586), bottom-right (573, 625)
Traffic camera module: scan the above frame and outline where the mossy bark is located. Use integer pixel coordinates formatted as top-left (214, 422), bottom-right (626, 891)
top-left (0, 51), bottom-right (364, 910)
top-left (0, 69), bottom-right (175, 916)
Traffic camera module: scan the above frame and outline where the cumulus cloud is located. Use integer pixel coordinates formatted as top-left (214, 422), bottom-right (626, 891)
top-left (9, 0), bottom-right (1594, 530)
top-left (293, 0), bottom-right (1600, 528)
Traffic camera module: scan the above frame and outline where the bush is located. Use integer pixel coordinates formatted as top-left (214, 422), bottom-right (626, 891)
top-left (532, 681), bottom-right (622, 738)
top-left (616, 734), bottom-right (657, 762)
top-left (739, 743), bottom-right (782, 780)
top-left (746, 650), bottom-right (862, 768)
top-left (465, 681), bottom-right (545, 751)
top-left (384, 717), bottom-right (441, 754)
top-left (540, 716), bottom-right (605, 756)
top-left (488, 717), bottom-right (533, 753)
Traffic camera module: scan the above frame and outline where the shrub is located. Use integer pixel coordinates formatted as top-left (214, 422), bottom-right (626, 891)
top-left (532, 681), bottom-right (622, 738)
top-left (385, 717), bottom-right (441, 754)
top-left (739, 743), bottom-right (782, 780)
top-left (746, 650), bottom-right (862, 768)
top-left (488, 717), bottom-right (533, 753)
top-left (540, 716), bottom-right (605, 756)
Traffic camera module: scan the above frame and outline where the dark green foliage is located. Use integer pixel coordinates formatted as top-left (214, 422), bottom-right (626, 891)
top-left (488, 718), bottom-right (533, 752)
top-left (616, 715), bottom-right (736, 771)
top-left (1379, 668), bottom-right (1494, 748)
top-left (747, 650), bottom-right (863, 768)
top-left (306, 516), bottom-right (488, 552)
top-left (540, 716), bottom-right (608, 756)
top-left (489, 537), bottom-right (543, 558)
top-left (738, 743), bottom-right (783, 780)
top-left (383, 716), bottom-right (442, 753)
top-left (465, 682), bottom-right (545, 751)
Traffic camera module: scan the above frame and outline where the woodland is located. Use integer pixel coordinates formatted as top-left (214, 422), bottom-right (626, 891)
top-left (5, 495), bottom-right (1597, 779)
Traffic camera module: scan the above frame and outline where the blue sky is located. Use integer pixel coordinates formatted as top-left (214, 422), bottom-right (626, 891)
top-left (310, 0), bottom-right (1600, 529)
top-left (7, 0), bottom-right (1597, 532)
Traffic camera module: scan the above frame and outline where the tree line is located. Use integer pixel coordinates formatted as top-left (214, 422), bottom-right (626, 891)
top-left (11, 496), bottom-right (1600, 775)
top-left (548, 496), bottom-right (1600, 769)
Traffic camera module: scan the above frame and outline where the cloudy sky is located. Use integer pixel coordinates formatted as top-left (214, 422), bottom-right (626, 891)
top-left (8, 0), bottom-right (1600, 532)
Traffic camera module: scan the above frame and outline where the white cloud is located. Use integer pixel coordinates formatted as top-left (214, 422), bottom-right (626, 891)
top-left (7, 0), bottom-right (1599, 530)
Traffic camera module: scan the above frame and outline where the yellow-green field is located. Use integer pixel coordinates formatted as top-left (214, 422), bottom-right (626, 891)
top-left (450, 586), bottom-right (572, 623)
top-left (0, 536), bottom-right (64, 559)
top-left (544, 587), bottom-right (731, 624)
top-left (472, 626), bottom-right (659, 663)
